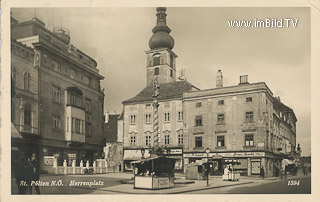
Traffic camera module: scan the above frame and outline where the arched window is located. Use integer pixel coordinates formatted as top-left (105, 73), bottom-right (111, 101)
top-left (170, 54), bottom-right (174, 67)
top-left (154, 67), bottom-right (159, 75)
top-left (23, 72), bottom-right (31, 91)
top-left (24, 103), bottom-right (32, 126)
top-left (153, 54), bottom-right (161, 66)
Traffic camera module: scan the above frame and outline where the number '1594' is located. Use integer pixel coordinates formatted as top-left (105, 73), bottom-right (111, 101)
top-left (288, 180), bottom-right (300, 186)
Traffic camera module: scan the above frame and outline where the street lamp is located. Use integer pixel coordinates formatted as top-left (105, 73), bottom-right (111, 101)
top-left (205, 147), bottom-right (211, 186)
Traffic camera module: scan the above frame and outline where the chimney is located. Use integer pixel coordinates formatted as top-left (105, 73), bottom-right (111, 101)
top-left (104, 111), bottom-right (110, 123)
top-left (216, 70), bottom-right (223, 88)
top-left (239, 75), bottom-right (249, 85)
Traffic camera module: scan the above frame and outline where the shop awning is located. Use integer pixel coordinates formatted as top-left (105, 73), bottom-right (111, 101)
top-left (283, 159), bottom-right (297, 165)
top-left (123, 149), bottom-right (150, 161)
top-left (11, 123), bottom-right (23, 139)
top-left (130, 156), bottom-right (179, 164)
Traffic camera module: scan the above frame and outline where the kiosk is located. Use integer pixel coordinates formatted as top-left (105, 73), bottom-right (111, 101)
top-left (222, 159), bottom-right (241, 181)
top-left (186, 161), bottom-right (209, 180)
top-left (131, 156), bottom-right (176, 189)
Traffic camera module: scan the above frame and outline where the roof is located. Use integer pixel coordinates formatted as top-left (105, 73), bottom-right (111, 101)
top-left (273, 97), bottom-right (297, 122)
top-left (123, 81), bottom-right (198, 104)
top-left (130, 156), bottom-right (180, 164)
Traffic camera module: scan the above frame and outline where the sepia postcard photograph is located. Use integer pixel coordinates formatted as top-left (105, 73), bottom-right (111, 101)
top-left (1, 0), bottom-right (319, 202)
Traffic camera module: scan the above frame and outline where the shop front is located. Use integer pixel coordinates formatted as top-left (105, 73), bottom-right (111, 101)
top-left (184, 151), bottom-right (277, 177)
top-left (40, 140), bottom-right (103, 173)
top-left (164, 148), bottom-right (184, 172)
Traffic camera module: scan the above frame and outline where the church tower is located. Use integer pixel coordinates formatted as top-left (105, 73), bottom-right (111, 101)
top-left (146, 7), bottom-right (177, 86)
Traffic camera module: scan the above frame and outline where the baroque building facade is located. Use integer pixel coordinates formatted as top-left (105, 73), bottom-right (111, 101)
top-left (11, 17), bottom-right (105, 171)
top-left (121, 8), bottom-right (297, 176)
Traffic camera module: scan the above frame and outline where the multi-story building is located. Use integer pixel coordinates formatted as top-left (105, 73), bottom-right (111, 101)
top-left (11, 17), bottom-right (105, 170)
top-left (103, 113), bottom-right (124, 172)
top-left (182, 75), bottom-right (297, 177)
top-left (121, 7), bottom-right (297, 177)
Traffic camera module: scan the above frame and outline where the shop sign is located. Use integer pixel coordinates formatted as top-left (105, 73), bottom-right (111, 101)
top-left (217, 153), bottom-right (234, 157)
top-left (159, 178), bottom-right (169, 187)
top-left (169, 149), bottom-right (182, 154)
top-left (251, 159), bottom-right (261, 162)
top-left (44, 156), bottom-right (55, 166)
top-left (183, 153), bottom-right (206, 157)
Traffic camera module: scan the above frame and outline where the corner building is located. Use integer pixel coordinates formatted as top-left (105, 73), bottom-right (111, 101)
top-left (183, 77), bottom-right (297, 177)
top-left (122, 8), bottom-right (297, 177)
top-left (11, 17), bottom-right (105, 170)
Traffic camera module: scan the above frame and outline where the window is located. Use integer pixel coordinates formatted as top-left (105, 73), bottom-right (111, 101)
top-left (75, 118), bottom-right (81, 134)
top-left (195, 136), bottom-right (203, 148)
top-left (67, 90), bottom-right (83, 108)
top-left (53, 115), bottom-right (61, 129)
top-left (85, 98), bottom-right (92, 113)
top-left (145, 135), bottom-right (151, 146)
top-left (196, 102), bottom-right (202, 107)
top-left (178, 131), bottom-right (183, 145)
top-left (217, 114), bottom-right (225, 124)
top-left (245, 112), bottom-right (254, 122)
top-left (246, 97), bottom-right (253, 102)
top-left (218, 100), bottom-right (224, 105)
top-left (52, 86), bottom-right (61, 103)
top-left (165, 135), bottom-right (170, 145)
top-left (23, 72), bottom-right (31, 91)
top-left (130, 136), bottom-right (136, 146)
top-left (164, 112), bottom-right (170, 122)
top-left (24, 104), bottom-right (32, 126)
top-left (130, 115), bottom-right (136, 124)
top-left (195, 115), bottom-right (202, 126)
top-left (178, 111), bottom-right (183, 121)
top-left (245, 134), bottom-right (254, 146)
top-left (85, 122), bottom-right (92, 137)
top-left (170, 69), bottom-right (173, 77)
top-left (154, 67), bottom-right (160, 75)
top-left (145, 104), bottom-right (151, 109)
top-left (153, 54), bottom-right (160, 66)
top-left (170, 54), bottom-right (174, 67)
top-left (217, 135), bottom-right (225, 147)
top-left (145, 113), bottom-right (151, 123)
top-left (52, 60), bottom-right (61, 72)
top-left (67, 117), bottom-right (69, 132)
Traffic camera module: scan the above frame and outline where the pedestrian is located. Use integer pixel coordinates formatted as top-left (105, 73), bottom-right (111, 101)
top-left (28, 153), bottom-right (40, 194)
top-left (260, 166), bottom-right (265, 179)
top-left (13, 151), bottom-right (28, 194)
top-left (302, 166), bottom-right (306, 176)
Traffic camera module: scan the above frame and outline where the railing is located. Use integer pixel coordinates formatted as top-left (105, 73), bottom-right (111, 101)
top-left (52, 159), bottom-right (108, 175)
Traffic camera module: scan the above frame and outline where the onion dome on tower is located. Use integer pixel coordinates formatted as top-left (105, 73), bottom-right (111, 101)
top-left (149, 7), bottom-right (175, 50)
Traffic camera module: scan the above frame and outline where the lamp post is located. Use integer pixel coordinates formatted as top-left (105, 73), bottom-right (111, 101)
top-left (205, 147), bottom-right (211, 186)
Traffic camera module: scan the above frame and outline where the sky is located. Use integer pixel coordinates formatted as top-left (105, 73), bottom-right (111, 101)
top-left (11, 7), bottom-right (311, 156)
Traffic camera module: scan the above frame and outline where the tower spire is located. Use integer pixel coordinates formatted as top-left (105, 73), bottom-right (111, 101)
top-left (149, 7), bottom-right (175, 50)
